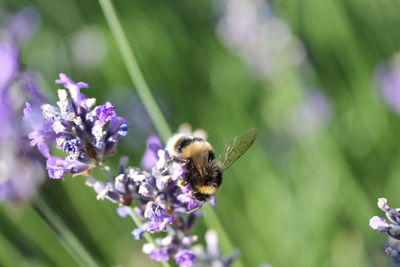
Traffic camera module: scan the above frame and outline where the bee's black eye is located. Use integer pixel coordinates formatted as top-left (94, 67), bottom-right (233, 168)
top-left (208, 151), bottom-right (215, 161)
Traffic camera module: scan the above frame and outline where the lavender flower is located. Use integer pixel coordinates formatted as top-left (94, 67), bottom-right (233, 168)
top-left (86, 134), bottom-right (234, 266)
top-left (216, 0), bottom-right (305, 80)
top-left (375, 53), bottom-right (400, 114)
top-left (370, 198), bottom-right (400, 261)
top-left (70, 25), bottom-right (107, 70)
top-left (27, 73), bottom-right (129, 180)
top-left (288, 91), bottom-right (331, 137)
top-left (0, 8), bottom-right (45, 203)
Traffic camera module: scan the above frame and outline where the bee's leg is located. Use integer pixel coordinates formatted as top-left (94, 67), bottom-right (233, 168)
top-left (178, 179), bottom-right (189, 187)
top-left (186, 206), bottom-right (201, 214)
top-left (171, 156), bottom-right (190, 164)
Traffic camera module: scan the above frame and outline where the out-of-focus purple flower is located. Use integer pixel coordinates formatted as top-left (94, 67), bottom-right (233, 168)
top-left (216, 0), bottom-right (305, 80)
top-left (27, 73), bottom-right (129, 180)
top-left (141, 134), bottom-right (163, 169)
top-left (5, 6), bottom-right (41, 44)
top-left (0, 39), bottom-right (18, 91)
top-left (149, 247), bottom-right (170, 262)
top-left (117, 206), bottom-right (132, 218)
top-left (0, 146), bottom-right (45, 202)
top-left (370, 198), bottom-right (400, 261)
top-left (289, 91), bottom-right (331, 137)
top-left (0, 8), bottom-right (46, 203)
top-left (70, 25), bottom-right (107, 70)
top-left (375, 54), bottom-right (400, 114)
top-left (192, 229), bottom-right (239, 267)
top-left (0, 6), bottom-right (40, 92)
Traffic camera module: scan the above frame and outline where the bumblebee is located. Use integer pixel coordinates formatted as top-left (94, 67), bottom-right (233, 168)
top-left (166, 129), bottom-right (257, 202)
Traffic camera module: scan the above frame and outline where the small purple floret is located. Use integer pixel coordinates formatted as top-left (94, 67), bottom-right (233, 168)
top-left (23, 102), bottom-right (32, 120)
top-left (55, 73), bottom-right (89, 107)
top-left (175, 249), bottom-right (196, 267)
top-left (369, 216), bottom-right (388, 230)
top-left (95, 102), bottom-right (116, 127)
top-left (149, 248), bottom-right (170, 262)
top-left (117, 206), bottom-right (132, 218)
top-left (141, 134), bottom-right (163, 169)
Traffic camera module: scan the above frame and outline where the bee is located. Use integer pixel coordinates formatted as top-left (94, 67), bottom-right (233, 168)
top-left (166, 128), bottom-right (257, 202)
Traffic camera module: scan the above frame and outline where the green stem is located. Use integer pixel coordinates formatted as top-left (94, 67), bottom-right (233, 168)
top-left (98, 0), bottom-right (171, 142)
top-left (98, 0), bottom-right (243, 266)
top-left (33, 197), bottom-right (100, 267)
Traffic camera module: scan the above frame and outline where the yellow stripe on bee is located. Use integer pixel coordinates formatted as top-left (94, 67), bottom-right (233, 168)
top-left (196, 185), bottom-right (218, 195)
top-left (182, 142), bottom-right (213, 158)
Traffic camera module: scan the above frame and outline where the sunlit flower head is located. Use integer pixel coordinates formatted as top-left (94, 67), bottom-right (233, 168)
top-left (27, 73), bottom-right (129, 180)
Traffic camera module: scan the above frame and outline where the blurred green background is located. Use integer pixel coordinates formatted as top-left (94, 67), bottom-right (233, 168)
top-left (2, 0), bottom-right (400, 266)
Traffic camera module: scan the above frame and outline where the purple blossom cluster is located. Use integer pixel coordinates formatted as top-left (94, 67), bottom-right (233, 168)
top-left (369, 198), bottom-right (400, 261)
top-left (86, 135), bottom-right (215, 266)
top-left (26, 74), bottom-right (129, 180)
top-left (0, 7), bottom-right (45, 202)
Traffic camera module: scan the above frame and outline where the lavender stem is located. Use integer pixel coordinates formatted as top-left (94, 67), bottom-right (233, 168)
top-left (97, 0), bottom-right (243, 265)
top-left (98, 0), bottom-right (171, 142)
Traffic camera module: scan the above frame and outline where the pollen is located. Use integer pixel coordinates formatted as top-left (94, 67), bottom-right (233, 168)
top-left (197, 185), bottom-right (218, 195)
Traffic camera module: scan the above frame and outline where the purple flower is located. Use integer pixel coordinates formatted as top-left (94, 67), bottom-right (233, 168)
top-left (175, 249), bottom-right (196, 267)
top-left (369, 216), bottom-right (388, 230)
top-left (148, 247), bottom-right (170, 262)
top-left (117, 206), bottom-right (132, 218)
top-left (47, 165), bottom-right (67, 180)
top-left (132, 201), bottom-right (176, 234)
top-left (370, 198), bottom-right (400, 261)
top-left (131, 227), bottom-right (146, 240)
top-left (0, 39), bottom-right (18, 91)
top-left (289, 91), bottom-right (331, 137)
top-left (27, 130), bottom-right (50, 157)
top-left (95, 102), bottom-right (116, 127)
top-left (23, 102), bottom-right (32, 120)
top-left (375, 57), bottom-right (400, 114)
top-left (141, 134), bottom-right (163, 169)
top-left (55, 73), bottom-right (89, 110)
top-left (0, 8), bottom-right (46, 203)
top-left (27, 73), bottom-right (129, 179)
top-left (6, 6), bottom-right (41, 44)
top-left (216, 0), bottom-right (305, 80)
top-left (177, 193), bottom-right (201, 212)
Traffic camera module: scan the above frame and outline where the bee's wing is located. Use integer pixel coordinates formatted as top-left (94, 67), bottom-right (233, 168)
top-left (192, 150), bottom-right (209, 181)
top-left (219, 128), bottom-right (257, 171)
